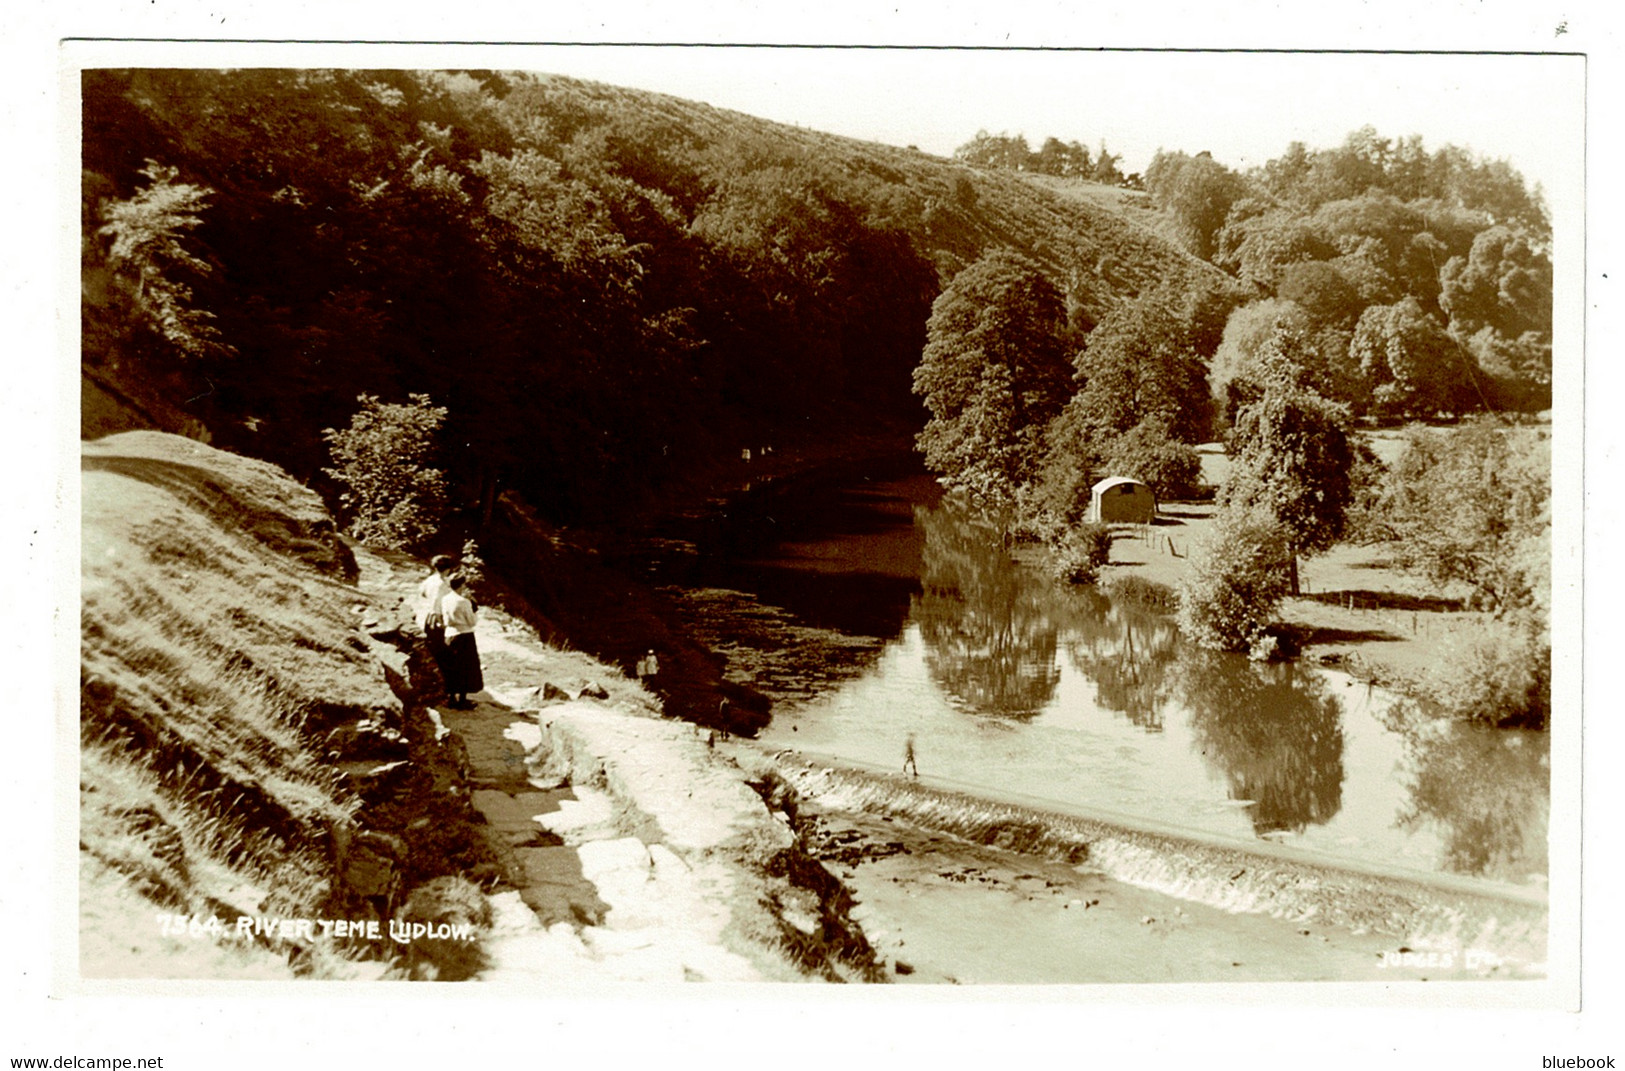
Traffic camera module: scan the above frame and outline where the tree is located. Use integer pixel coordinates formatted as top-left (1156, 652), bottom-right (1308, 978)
top-left (1221, 358), bottom-right (1362, 592)
top-left (1349, 296), bottom-right (1476, 419)
top-left (1092, 142), bottom-right (1126, 185)
top-left (1096, 417), bottom-right (1203, 500)
top-left (1378, 420), bottom-right (1550, 613)
top-left (1378, 421), bottom-right (1551, 726)
top-left (913, 250), bottom-right (1074, 514)
top-left (91, 160), bottom-right (233, 363)
top-left (1309, 192), bottom-right (1482, 313)
top-left (1439, 225), bottom-right (1553, 410)
top-left (1275, 260), bottom-right (1366, 330)
top-left (1214, 204), bottom-right (1336, 289)
top-left (1070, 290), bottom-right (1218, 445)
top-left (1440, 225), bottom-right (1552, 339)
top-left (1175, 506), bottom-right (1294, 653)
top-left (1211, 300), bottom-right (1306, 422)
top-left (1462, 326), bottom-right (1552, 411)
top-left (323, 394), bottom-right (449, 550)
top-left (1145, 150), bottom-right (1252, 260)
top-left (953, 130), bottom-right (1033, 171)
top-left (1032, 137), bottom-right (1090, 177)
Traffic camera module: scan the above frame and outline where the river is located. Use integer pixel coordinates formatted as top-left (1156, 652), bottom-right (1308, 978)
top-left (642, 460), bottom-right (1549, 980)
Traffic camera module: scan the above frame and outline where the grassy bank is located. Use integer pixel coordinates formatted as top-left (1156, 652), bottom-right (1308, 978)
top-left (1096, 500), bottom-right (1509, 700)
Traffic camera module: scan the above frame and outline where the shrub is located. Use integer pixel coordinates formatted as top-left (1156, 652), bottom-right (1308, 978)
top-left (1416, 616), bottom-right (1550, 728)
top-left (1176, 508), bottom-right (1293, 652)
top-left (322, 394), bottom-right (448, 551)
top-left (458, 538), bottom-right (487, 590)
top-left (1048, 522), bottom-right (1112, 584)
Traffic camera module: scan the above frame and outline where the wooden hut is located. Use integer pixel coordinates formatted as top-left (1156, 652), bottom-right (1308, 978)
top-left (1086, 476), bottom-right (1156, 525)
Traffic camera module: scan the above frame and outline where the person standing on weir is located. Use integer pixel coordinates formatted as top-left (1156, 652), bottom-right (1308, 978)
top-left (903, 733), bottom-right (919, 779)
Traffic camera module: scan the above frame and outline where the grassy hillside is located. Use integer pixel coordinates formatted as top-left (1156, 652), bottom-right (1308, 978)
top-left (80, 431), bottom-right (480, 978)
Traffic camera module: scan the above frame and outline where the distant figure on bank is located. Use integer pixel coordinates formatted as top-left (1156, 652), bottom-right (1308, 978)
top-left (903, 733), bottom-right (918, 779)
top-left (441, 575), bottom-right (483, 709)
top-left (637, 649), bottom-right (660, 682)
top-left (416, 555), bottom-right (455, 676)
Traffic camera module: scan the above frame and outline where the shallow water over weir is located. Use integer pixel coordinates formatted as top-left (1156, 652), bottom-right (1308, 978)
top-left (652, 464), bottom-right (1549, 892)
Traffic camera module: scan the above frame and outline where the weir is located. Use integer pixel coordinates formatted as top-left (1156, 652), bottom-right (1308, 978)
top-left (777, 754), bottom-right (1547, 971)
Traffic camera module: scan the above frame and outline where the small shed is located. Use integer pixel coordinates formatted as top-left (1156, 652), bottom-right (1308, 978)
top-left (1087, 476), bottom-right (1157, 525)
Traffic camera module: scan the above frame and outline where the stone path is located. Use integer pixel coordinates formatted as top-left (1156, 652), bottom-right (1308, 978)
top-left (429, 619), bottom-right (787, 983)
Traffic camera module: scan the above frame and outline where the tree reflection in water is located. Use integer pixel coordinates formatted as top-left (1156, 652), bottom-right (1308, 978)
top-left (912, 505), bottom-right (1059, 719)
top-left (1176, 649), bottom-right (1346, 835)
top-left (1064, 593), bottom-right (1181, 732)
top-left (1381, 699), bottom-right (1550, 882)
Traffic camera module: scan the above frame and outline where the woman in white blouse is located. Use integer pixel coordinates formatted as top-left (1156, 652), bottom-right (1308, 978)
top-left (440, 574), bottom-right (484, 708)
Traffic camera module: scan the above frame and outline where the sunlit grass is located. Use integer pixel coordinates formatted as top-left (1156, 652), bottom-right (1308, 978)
top-left (80, 440), bottom-right (394, 978)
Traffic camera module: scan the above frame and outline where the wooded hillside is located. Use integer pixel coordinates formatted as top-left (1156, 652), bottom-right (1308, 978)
top-left (81, 68), bottom-right (1235, 526)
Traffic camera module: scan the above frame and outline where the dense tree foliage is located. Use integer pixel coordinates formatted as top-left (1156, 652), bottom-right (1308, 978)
top-left (1175, 507), bottom-right (1294, 654)
top-left (1144, 150), bottom-right (1251, 261)
top-left (1220, 351), bottom-right (1364, 592)
top-left (1171, 127), bottom-right (1553, 419)
top-left (1027, 279), bottom-right (1235, 523)
top-left (1069, 285), bottom-right (1230, 445)
top-left (913, 250), bottom-right (1075, 515)
top-left (1349, 297), bottom-right (1477, 419)
top-left (1374, 420), bottom-right (1551, 727)
top-left (1378, 420), bottom-right (1550, 615)
top-left (1209, 300), bottom-right (1354, 422)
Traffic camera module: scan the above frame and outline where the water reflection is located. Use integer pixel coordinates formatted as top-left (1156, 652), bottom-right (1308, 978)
top-left (1382, 700), bottom-right (1550, 883)
top-left (912, 508), bottom-right (1059, 719)
top-left (1064, 595), bottom-right (1181, 733)
top-left (1176, 650), bottom-right (1346, 835)
top-left (681, 482), bottom-right (1548, 885)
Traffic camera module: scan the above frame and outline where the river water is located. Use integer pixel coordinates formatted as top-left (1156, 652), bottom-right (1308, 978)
top-left (653, 463), bottom-right (1549, 893)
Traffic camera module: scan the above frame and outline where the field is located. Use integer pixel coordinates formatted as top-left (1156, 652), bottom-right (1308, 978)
top-left (1103, 431), bottom-right (1509, 694)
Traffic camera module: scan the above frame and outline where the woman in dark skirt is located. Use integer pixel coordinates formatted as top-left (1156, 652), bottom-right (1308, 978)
top-left (440, 574), bottom-right (484, 708)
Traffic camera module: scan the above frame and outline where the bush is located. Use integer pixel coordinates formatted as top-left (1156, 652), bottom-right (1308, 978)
top-left (1416, 616), bottom-right (1550, 728)
top-left (1176, 508), bottom-right (1293, 653)
top-left (458, 538), bottom-right (487, 590)
top-left (322, 394), bottom-right (448, 551)
top-left (1048, 523), bottom-right (1112, 584)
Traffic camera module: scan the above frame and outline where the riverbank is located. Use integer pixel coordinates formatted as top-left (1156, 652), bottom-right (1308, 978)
top-left (476, 432), bottom-right (920, 736)
top-left (78, 431), bottom-right (881, 982)
top-left (355, 542), bottom-right (882, 982)
top-left (1097, 499), bottom-right (1489, 694)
